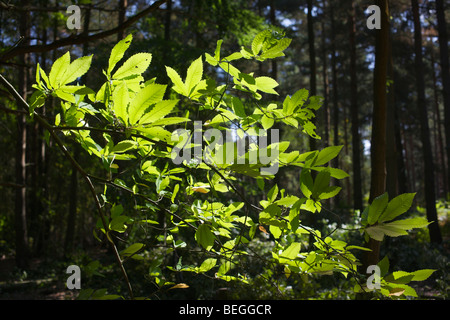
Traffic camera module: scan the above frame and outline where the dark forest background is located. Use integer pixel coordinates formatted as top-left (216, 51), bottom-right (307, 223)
top-left (0, 0), bottom-right (449, 299)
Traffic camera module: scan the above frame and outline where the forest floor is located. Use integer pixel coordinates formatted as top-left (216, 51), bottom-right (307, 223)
top-left (1, 217), bottom-right (449, 300)
top-left (0, 251), bottom-right (448, 300)
top-left (0, 256), bottom-right (76, 300)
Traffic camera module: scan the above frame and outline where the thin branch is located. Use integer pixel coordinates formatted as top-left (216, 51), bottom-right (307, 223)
top-left (0, 73), bottom-right (134, 299)
top-left (0, 0), bottom-right (168, 62)
top-left (0, 2), bottom-right (124, 13)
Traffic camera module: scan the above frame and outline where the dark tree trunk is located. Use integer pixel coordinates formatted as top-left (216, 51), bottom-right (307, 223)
top-left (412, 0), bottom-right (442, 244)
top-left (15, 0), bottom-right (31, 269)
top-left (330, 1), bottom-right (340, 204)
top-left (349, 0), bottom-right (363, 212)
top-left (321, 0), bottom-right (330, 148)
top-left (430, 45), bottom-right (447, 198)
top-left (364, 0), bottom-right (390, 271)
top-left (386, 23), bottom-right (399, 198)
top-left (307, 0), bottom-right (317, 151)
top-left (117, 0), bottom-right (128, 41)
top-left (269, 0), bottom-right (277, 81)
top-left (435, 0), bottom-right (450, 196)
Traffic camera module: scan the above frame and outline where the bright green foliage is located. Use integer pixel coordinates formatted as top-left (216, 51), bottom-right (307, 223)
top-left (354, 255), bottom-right (436, 298)
top-left (29, 30), bottom-right (435, 300)
top-left (362, 193), bottom-right (430, 241)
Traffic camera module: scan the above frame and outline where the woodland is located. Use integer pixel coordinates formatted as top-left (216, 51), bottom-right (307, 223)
top-left (0, 0), bottom-right (449, 301)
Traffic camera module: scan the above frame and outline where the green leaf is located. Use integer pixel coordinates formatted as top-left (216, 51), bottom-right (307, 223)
top-left (259, 38), bottom-right (292, 59)
top-left (110, 215), bottom-right (130, 233)
top-left (252, 30), bottom-right (272, 56)
top-left (255, 76), bottom-right (279, 95)
top-left (165, 66), bottom-right (187, 96)
top-left (150, 117), bottom-right (189, 127)
top-left (219, 61), bottom-right (241, 78)
top-left (205, 53), bottom-right (218, 66)
top-left (270, 225), bottom-right (282, 239)
top-left (384, 217), bottom-right (430, 231)
top-left (139, 99), bottom-right (178, 125)
top-left (112, 81), bottom-right (129, 124)
top-left (185, 56), bottom-right (203, 96)
top-left (378, 255), bottom-right (390, 277)
top-left (129, 84), bottom-right (167, 124)
top-left (290, 88), bottom-right (309, 109)
top-left (267, 184), bottom-right (278, 203)
top-left (223, 52), bottom-right (243, 62)
top-left (108, 34), bottom-right (133, 75)
top-left (195, 224), bottom-right (215, 251)
top-left (198, 258), bottom-right (217, 273)
top-left (300, 169), bottom-right (313, 198)
top-left (314, 146), bottom-right (343, 166)
top-left (410, 269), bottom-right (436, 281)
top-left (112, 52), bottom-right (152, 80)
top-left (378, 193), bottom-right (416, 223)
top-left (283, 89), bottom-right (309, 115)
top-left (279, 242), bottom-right (301, 262)
top-left (318, 186), bottom-right (341, 200)
top-left (49, 52), bottom-right (70, 88)
top-left (312, 169), bottom-right (331, 198)
top-left (37, 63), bottom-right (51, 89)
top-left (231, 97), bottom-right (246, 117)
top-left (120, 243), bottom-right (144, 258)
top-left (214, 39), bottom-right (223, 60)
top-left (365, 223), bottom-right (409, 241)
top-left (261, 115), bottom-right (274, 130)
top-left (60, 55), bottom-right (93, 86)
top-left (111, 140), bottom-right (137, 153)
top-left (367, 192), bottom-right (389, 225)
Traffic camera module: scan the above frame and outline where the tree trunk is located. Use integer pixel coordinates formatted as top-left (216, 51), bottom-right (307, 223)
top-left (330, 1), bottom-right (340, 205)
top-left (64, 154), bottom-right (78, 257)
top-left (64, 3), bottom-right (92, 257)
top-left (15, 0), bottom-right (31, 269)
top-left (411, 0), bottom-right (442, 244)
top-left (321, 0), bottom-right (330, 148)
top-left (386, 22), bottom-right (399, 198)
top-left (435, 0), bottom-right (450, 197)
top-left (307, 0), bottom-right (317, 151)
top-left (364, 0), bottom-right (390, 271)
top-left (117, 0), bottom-right (128, 41)
top-left (349, 0), bottom-right (363, 211)
top-left (430, 44), bottom-right (447, 197)
top-left (269, 0), bottom-right (277, 81)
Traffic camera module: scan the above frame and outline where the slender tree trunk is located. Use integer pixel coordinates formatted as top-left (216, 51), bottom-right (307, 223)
top-left (269, 0), bottom-right (277, 81)
top-left (330, 2), bottom-right (340, 204)
top-left (349, 0), bottom-right (363, 211)
top-left (395, 108), bottom-right (408, 194)
top-left (411, 0), bottom-right (442, 244)
top-left (64, 160), bottom-right (78, 256)
top-left (117, 0), bottom-right (128, 41)
top-left (364, 0), bottom-right (390, 271)
top-left (430, 45), bottom-right (447, 197)
top-left (64, 3), bottom-right (93, 257)
top-left (321, 0), bottom-right (330, 148)
top-left (15, 0), bottom-right (31, 269)
top-left (386, 23), bottom-right (399, 198)
top-left (307, 0), bottom-right (317, 151)
top-left (435, 0), bottom-right (450, 196)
